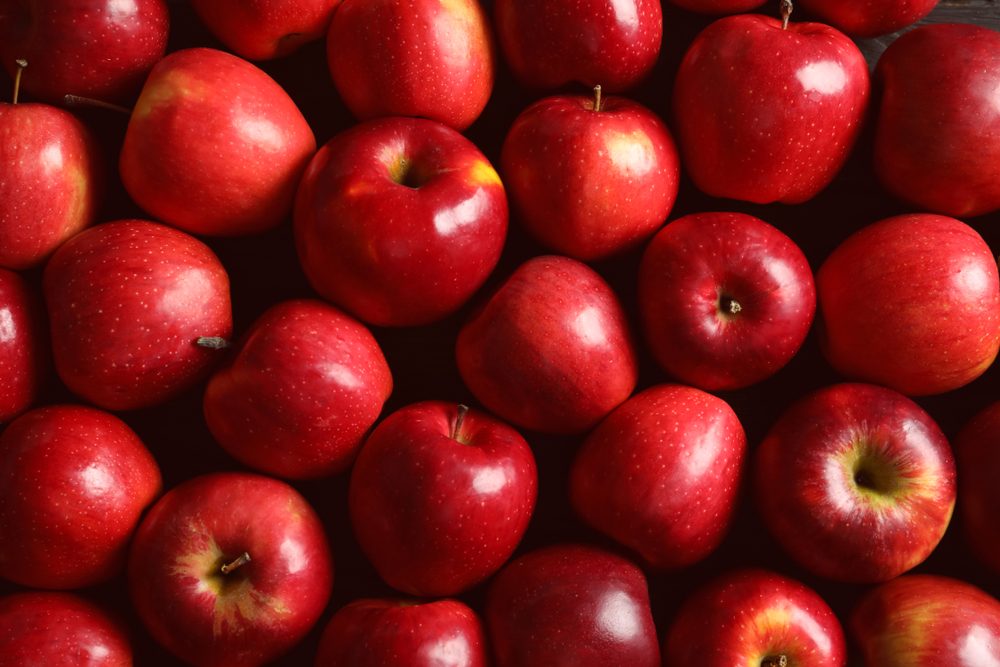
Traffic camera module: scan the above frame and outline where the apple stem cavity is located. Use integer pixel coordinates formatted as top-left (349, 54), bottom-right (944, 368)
top-left (11, 59), bottom-right (26, 105)
top-left (761, 656), bottom-right (788, 667)
top-left (451, 404), bottom-right (470, 442)
top-left (220, 551), bottom-right (251, 575)
top-left (196, 336), bottom-right (231, 350)
top-left (592, 85), bottom-right (603, 112)
top-left (62, 94), bottom-right (132, 115)
top-left (780, 0), bottom-right (794, 29)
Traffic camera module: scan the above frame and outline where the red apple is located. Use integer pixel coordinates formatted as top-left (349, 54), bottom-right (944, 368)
top-left (0, 405), bottom-right (161, 589)
top-left (817, 214), bottom-right (1000, 396)
top-left (955, 401), bottom-right (1000, 574)
top-left (294, 117), bottom-right (507, 327)
top-left (120, 48), bottom-right (316, 236)
top-left (128, 472), bottom-right (333, 667)
top-left (668, 0), bottom-right (766, 13)
top-left (851, 575), bottom-right (1000, 666)
top-left (486, 545), bottom-right (660, 667)
top-left (663, 570), bottom-right (846, 667)
top-left (799, 0), bottom-right (939, 37)
top-left (44, 219), bottom-right (233, 411)
top-left (570, 384), bottom-right (745, 569)
top-left (754, 383), bottom-right (956, 583)
top-left (673, 13), bottom-right (869, 203)
top-left (456, 255), bottom-right (638, 435)
top-left (0, 269), bottom-right (44, 423)
top-left (327, 0), bottom-right (494, 131)
top-left (638, 212), bottom-right (815, 390)
top-left (501, 87), bottom-right (680, 261)
top-left (315, 598), bottom-right (488, 667)
top-left (205, 299), bottom-right (392, 479)
top-left (192, 0), bottom-right (341, 60)
top-left (874, 23), bottom-right (1000, 217)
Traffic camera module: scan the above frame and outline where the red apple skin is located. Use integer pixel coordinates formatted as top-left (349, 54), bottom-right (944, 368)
top-left (668, 0), bottom-right (766, 13)
top-left (673, 15), bottom-right (870, 204)
top-left (874, 24), bottom-right (1000, 217)
top-left (798, 0), bottom-right (939, 37)
top-left (817, 214), bottom-right (1000, 396)
top-left (501, 92), bottom-right (680, 261)
top-left (128, 472), bottom-right (333, 667)
top-left (754, 383), bottom-right (956, 583)
top-left (493, 0), bottom-right (662, 92)
top-left (955, 401), bottom-right (1000, 574)
top-left (638, 212), bottom-right (815, 391)
top-left (315, 599), bottom-right (488, 667)
top-left (294, 117), bottom-right (507, 327)
top-left (0, 270), bottom-right (44, 423)
top-left (456, 255), bottom-right (638, 435)
top-left (486, 545), bottom-right (660, 667)
top-left (327, 0), bottom-right (494, 131)
top-left (570, 385), bottom-right (746, 569)
top-left (44, 220), bottom-right (233, 411)
top-left (663, 570), bottom-right (846, 667)
top-left (0, 592), bottom-right (132, 666)
top-left (851, 575), bottom-right (1000, 666)
top-left (192, 0), bottom-right (341, 61)
top-left (120, 48), bottom-right (316, 237)
top-left (205, 299), bottom-right (392, 479)
top-left (350, 402), bottom-right (536, 596)
top-left (0, 405), bottom-right (162, 589)
top-left (0, 0), bottom-right (168, 103)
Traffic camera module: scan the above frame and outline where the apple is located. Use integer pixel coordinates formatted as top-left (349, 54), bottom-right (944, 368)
top-left (0, 269), bottom-right (44, 423)
top-left (120, 48), bottom-right (316, 236)
top-left (315, 598), bottom-right (488, 667)
top-left (851, 575), bottom-right (1000, 666)
top-left (955, 401), bottom-right (1000, 574)
top-left (817, 214), bottom-right (1000, 396)
top-left (673, 12), bottom-right (869, 204)
top-left (327, 0), bottom-right (494, 131)
top-left (638, 212), bottom-right (815, 390)
top-left (0, 405), bottom-right (161, 589)
top-left (486, 545), bottom-right (660, 666)
top-left (44, 219), bottom-right (233, 411)
top-left (798, 0), bottom-right (939, 37)
top-left (874, 23), bottom-right (1000, 217)
top-left (456, 255), bottom-right (638, 435)
top-left (754, 383), bottom-right (956, 583)
top-left (192, 0), bottom-right (341, 61)
top-left (205, 299), bottom-right (393, 479)
top-left (501, 87), bottom-right (680, 261)
top-left (663, 569), bottom-right (846, 667)
top-left (668, 0), bottom-right (766, 13)
top-left (294, 117), bottom-right (508, 327)
top-left (129, 472), bottom-right (333, 667)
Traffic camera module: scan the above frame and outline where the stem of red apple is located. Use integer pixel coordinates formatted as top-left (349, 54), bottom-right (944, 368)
top-left (761, 655), bottom-right (788, 667)
top-left (220, 551), bottom-right (251, 575)
top-left (63, 94), bottom-right (132, 115)
top-left (196, 336), bottom-right (231, 350)
top-left (11, 59), bottom-right (26, 105)
top-left (593, 84), bottom-right (603, 112)
top-left (780, 0), bottom-right (793, 29)
top-left (451, 404), bottom-right (469, 441)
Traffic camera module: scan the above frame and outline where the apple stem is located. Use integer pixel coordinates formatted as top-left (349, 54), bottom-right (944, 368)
top-left (451, 404), bottom-right (469, 441)
top-left (780, 0), bottom-right (793, 29)
top-left (196, 336), bottom-right (231, 350)
top-left (592, 85), bottom-right (603, 112)
top-left (11, 59), bottom-right (26, 105)
top-left (62, 94), bottom-right (131, 115)
top-left (761, 656), bottom-right (788, 667)
top-left (220, 552), bottom-right (251, 575)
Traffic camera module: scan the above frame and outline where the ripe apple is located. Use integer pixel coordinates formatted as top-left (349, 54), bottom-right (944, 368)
top-left (663, 570), bottom-right (846, 666)
top-left (874, 23), bottom-right (1000, 217)
top-left (798, 0), bottom-right (939, 37)
top-left (668, 0), bottom-right (766, 13)
top-left (129, 472), bottom-right (333, 667)
top-left (327, 0), bottom-right (494, 131)
top-left (44, 219), bottom-right (233, 411)
top-left (673, 13), bottom-right (869, 203)
top-left (0, 405), bottom-right (161, 589)
top-left (120, 48), bottom-right (316, 236)
top-left (294, 117), bottom-right (507, 327)
top-left (501, 87), bottom-right (680, 261)
top-left (638, 212), bottom-right (815, 390)
top-left (817, 214), bottom-right (1000, 396)
top-left (570, 384), bottom-right (746, 569)
top-left (0, 269), bottom-right (44, 423)
top-left (754, 383), bottom-right (956, 583)
top-left (456, 255), bottom-right (638, 435)
top-left (851, 575), bottom-right (1000, 666)
top-left (486, 545), bottom-right (660, 666)
top-left (191, 0), bottom-right (341, 60)
top-left (955, 401), bottom-right (1000, 574)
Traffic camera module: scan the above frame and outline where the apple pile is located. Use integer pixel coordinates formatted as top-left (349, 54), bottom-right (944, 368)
top-left (0, 0), bottom-right (999, 665)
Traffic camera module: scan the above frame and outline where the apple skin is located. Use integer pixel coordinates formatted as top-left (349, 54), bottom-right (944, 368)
top-left (0, 405), bottom-right (162, 589)
top-left (456, 255), bottom-right (638, 435)
top-left (798, 0), bottom-right (939, 37)
top-left (120, 48), bottom-right (316, 237)
top-left (668, 0), bottom-right (766, 13)
top-left (954, 401), bottom-right (1000, 574)
top-left (192, 0), bottom-right (341, 60)
top-left (204, 299), bottom-right (393, 479)
top-left (0, 269), bottom-right (44, 423)
top-left (673, 14), bottom-right (869, 204)
top-left (663, 570), bottom-right (846, 666)
top-left (754, 383), bottom-right (956, 583)
top-left (128, 472), bottom-right (333, 667)
top-left (501, 91), bottom-right (679, 261)
top-left (874, 24), bottom-right (1000, 217)
top-left (0, 592), bottom-right (132, 666)
top-left (493, 0), bottom-right (662, 92)
top-left (327, 0), bottom-right (494, 131)
top-left (315, 598), bottom-right (488, 667)
top-left (44, 219), bottom-right (233, 411)
top-left (570, 384), bottom-right (745, 569)
top-left (486, 545), bottom-right (660, 667)
top-left (817, 214), bottom-right (1000, 396)
top-left (851, 575), bottom-right (1000, 666)
top-left (350, 402), bottom-right (536, 596)
top-left (294, 117), bottom-right (507, 327)
top-left (638, 212), bottom-right (815, 391)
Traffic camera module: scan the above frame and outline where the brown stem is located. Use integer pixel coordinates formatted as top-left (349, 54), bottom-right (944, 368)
top-left (780, 0), bottom-right (793, 29)
top-left (592, 84), bottom-right (603, 112)
top-left (761, 656), bottom-right (788, 667)
top-left (62, 94), bottom-right (131, 115)
top-left (220, 552), bottom-right (251, 575)
top-left (12, 59), bottom-right (26, 105)
top-left (196, 336), bottom-right (231, 350)
top-left (451, 404), bottom-right (469, 441)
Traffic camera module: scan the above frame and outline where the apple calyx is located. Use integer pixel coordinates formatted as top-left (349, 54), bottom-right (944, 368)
top-left (451, 404), bottom-right (470, 443)
top-left (62, 94), bottom-right (131, 115)
top-left (761, 655), bottom-right (788, 667)
top-left (196, 336), bottom-right (231, 350)
top-left (719, 294), bottom-right (743, 317)
top-left (780, 0), bottom-right (794, 29)
top-left (592, 85), bottom-right (603, 113)
top-left (11, 59), bottom-right (26, 104)
top-left (220, 551), bottom-right (251, 575)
